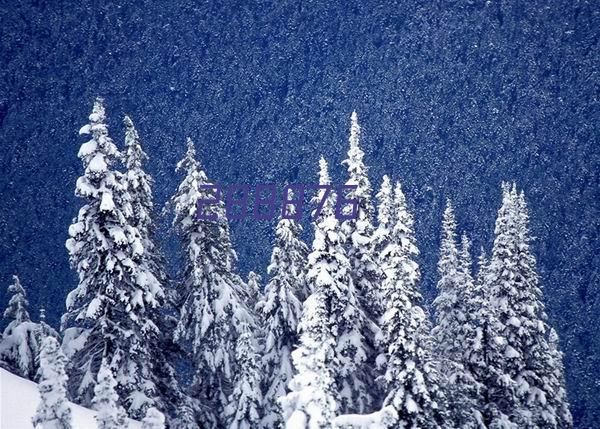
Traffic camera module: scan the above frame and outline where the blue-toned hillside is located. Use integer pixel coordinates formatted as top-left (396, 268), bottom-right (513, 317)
top-left (0, 0), bottom-right (598, 426)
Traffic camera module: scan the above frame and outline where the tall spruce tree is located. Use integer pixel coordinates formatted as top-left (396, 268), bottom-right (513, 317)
top-left (483, 184), bottom-right (572, 428)
top-left (377, 181), bottom-right (447, 428)
top-left (432, 202), bottom-right (481, 427)
top-left (256, 189), bottom-right (309, 428)
top-left (122, 115), bottom-right (185, 423)
top-left (282, 157), bottom-right (350, 428)
top-left (32, 336), bottom-right (73, 429)
top-left (340, 111), bottom-right (381, 413)
top-left (63, 98), bottom-right (164, 418)
top-left (170, 138), bottom-right (254, 427)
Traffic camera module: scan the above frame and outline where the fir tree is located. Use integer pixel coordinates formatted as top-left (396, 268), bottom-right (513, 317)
top-left (32, 337), bottom-right (73, 429)
top-left (432, 202), bottom-right (481, 427)
top-left (0, 275), bottom-right (42, 379)
top-left (122, 115), bottom-right (184, 423)
top-left (142, 407), bottom-right (166, 429)
top-left (280, 282), bottom-right (338, 429)
top-left (225, 323), bottom-right (262, 429)
top-left (3, 274), bottom-right (30, 330)
top-left (123, 115), bottom-right (168, 290)
top-left (93, 360), bottom-right (126, 429)
top-left (340, 111), bottom-right (381, 412)
top-left (34, 307), bottom-right (60, 383)
top-left (373, 175), bottom-right (394, 257)
top-left (281, 157), bottom-right (344, 428)
top-left (63, 98), bottom-right (164, 418)
top-left (482, 184), bottom-right (572, 428)
top-left (547, 328), bottom-right (573, 428)
top-left (256, 189), bottom-right (309, 428)
top-left (377, 181), bottom-right (447, 428)
top-left (171, 138), bottom-right (254, 426)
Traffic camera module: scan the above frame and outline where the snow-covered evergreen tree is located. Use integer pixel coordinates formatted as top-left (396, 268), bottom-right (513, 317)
top-left (0, 275), bottom-right (42, 379)
top-left (482, 184), bottom-right (572, 428)
top-left (225, 323), bottom-right (262, 429)
top-left (376, 181), bottom-right (447, 428)
top-left (122, 115), bottom-right (185, 423)
top-left (281, 157), bottom-right (346, 428)
top-left (547, 328), bottom-right (573, 428)
top-left (93, 360), bottom-right (125, 429)
top-left (142, 407), bottom-right (166, 429)
top-left (432, 202), bottom-right (481, 427)
top-left (256, 188), bottom-right (309, 428)
top-left (340, 111), bottom-right (381, 412)
top-left (34, 307), bottom-right (60, 382)
top-left (123, 115), bottom-right (168, 290)
top-left (3, 274), bottom-right (30, 330)
top-left (37, 308), bottom-right (59, 340)
top-left (170, 138), bottom-right (254, 426)
top-left (280, 282), bottom-right (338, 429)
top-left (32, 336), bottom-right (72, 429)
top-left (62, 98), bottom-right (164, 418)
top-left (373, 175), bottom-right (394, 257)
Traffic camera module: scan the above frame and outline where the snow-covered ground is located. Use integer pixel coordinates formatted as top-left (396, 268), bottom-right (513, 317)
top-left (0, 368), bottom-right (141, 428)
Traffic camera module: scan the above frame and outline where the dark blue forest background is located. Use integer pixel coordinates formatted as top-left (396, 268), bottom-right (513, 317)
top-left (0, 0), bottom-right (598, 426)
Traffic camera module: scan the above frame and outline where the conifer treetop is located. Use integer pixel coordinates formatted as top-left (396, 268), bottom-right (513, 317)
top-left (123, 115), bottom-right (148, 170)
top-left (3, 274), bottom-right (30, 328)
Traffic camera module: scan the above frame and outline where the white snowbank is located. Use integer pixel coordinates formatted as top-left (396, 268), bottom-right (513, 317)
top-left (0, 368), bottom-right (141, 428)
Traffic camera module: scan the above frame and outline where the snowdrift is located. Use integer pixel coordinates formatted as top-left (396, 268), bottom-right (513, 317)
top-left (0, 368), bottom-right (141, 428)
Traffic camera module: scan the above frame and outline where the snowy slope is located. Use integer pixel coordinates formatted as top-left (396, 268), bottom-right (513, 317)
top-left (0, 368), bottom-right (141, 429)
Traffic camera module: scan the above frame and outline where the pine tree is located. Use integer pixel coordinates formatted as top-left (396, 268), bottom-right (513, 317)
top-left (142, 407), bottom-right (166, 429)
top-left (93, 360), bottom-right (126, 429)
top-left (34, 307), bottom-right (60, 383)
top-left (225, 323), bottom-right (262, 429)
top-left (3, 274), bottom-right (30, 330)
top-left (123, 115), bottom-right (168, 290)
top-left (280, 282), bottom-right (338, 429)
top-left (547, 328), bottom-right (573, 428)
top-left (63, 98), bottom-right (164, 418)
top-left (0, 275), bottom-right (42, 379)
top-left (32, 337), bottom-right (72, 429)
top-left (373, 175), bottom-right (394, 257)
top-left (482, 184), bottom-right (572, 428)
top-left (432, 202), bottom-right (481, 427)
top-left (171, 138), bottom-right (254, 426)
top-left (377, 181), bottom-right (446, 428)
top-left (122, 115), bottom-right (185, 423)
top-left (281, 157), bottom-right (346, 428)
top-left (38, 308), bottom-right (59, 340)
top-left (340, 111), bottom-right (381, 412)
top-left (256, 189), bottom-right (309, 428)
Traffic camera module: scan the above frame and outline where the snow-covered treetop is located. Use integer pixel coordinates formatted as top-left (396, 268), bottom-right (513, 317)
top-left (376, 175), bottom-right (394, 227)
top-left (341, 111), bottom-right (373, 213)
top-left (438, 200), bottom-right (459, 277)
top-left (392, 181), bottom-right (415, 245)
top-left (77, 97), bottom-right (119, 180)
top-left (124, 115), bottom-right (148, 171)
top-left (176, 137), bottom-right (200, 174)
top-left (3, 275), bottom-right (30, 329)
top-left (312, 156), bottom-right (334, 219)
top-left (459, 234), bottom-right (473, 277)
